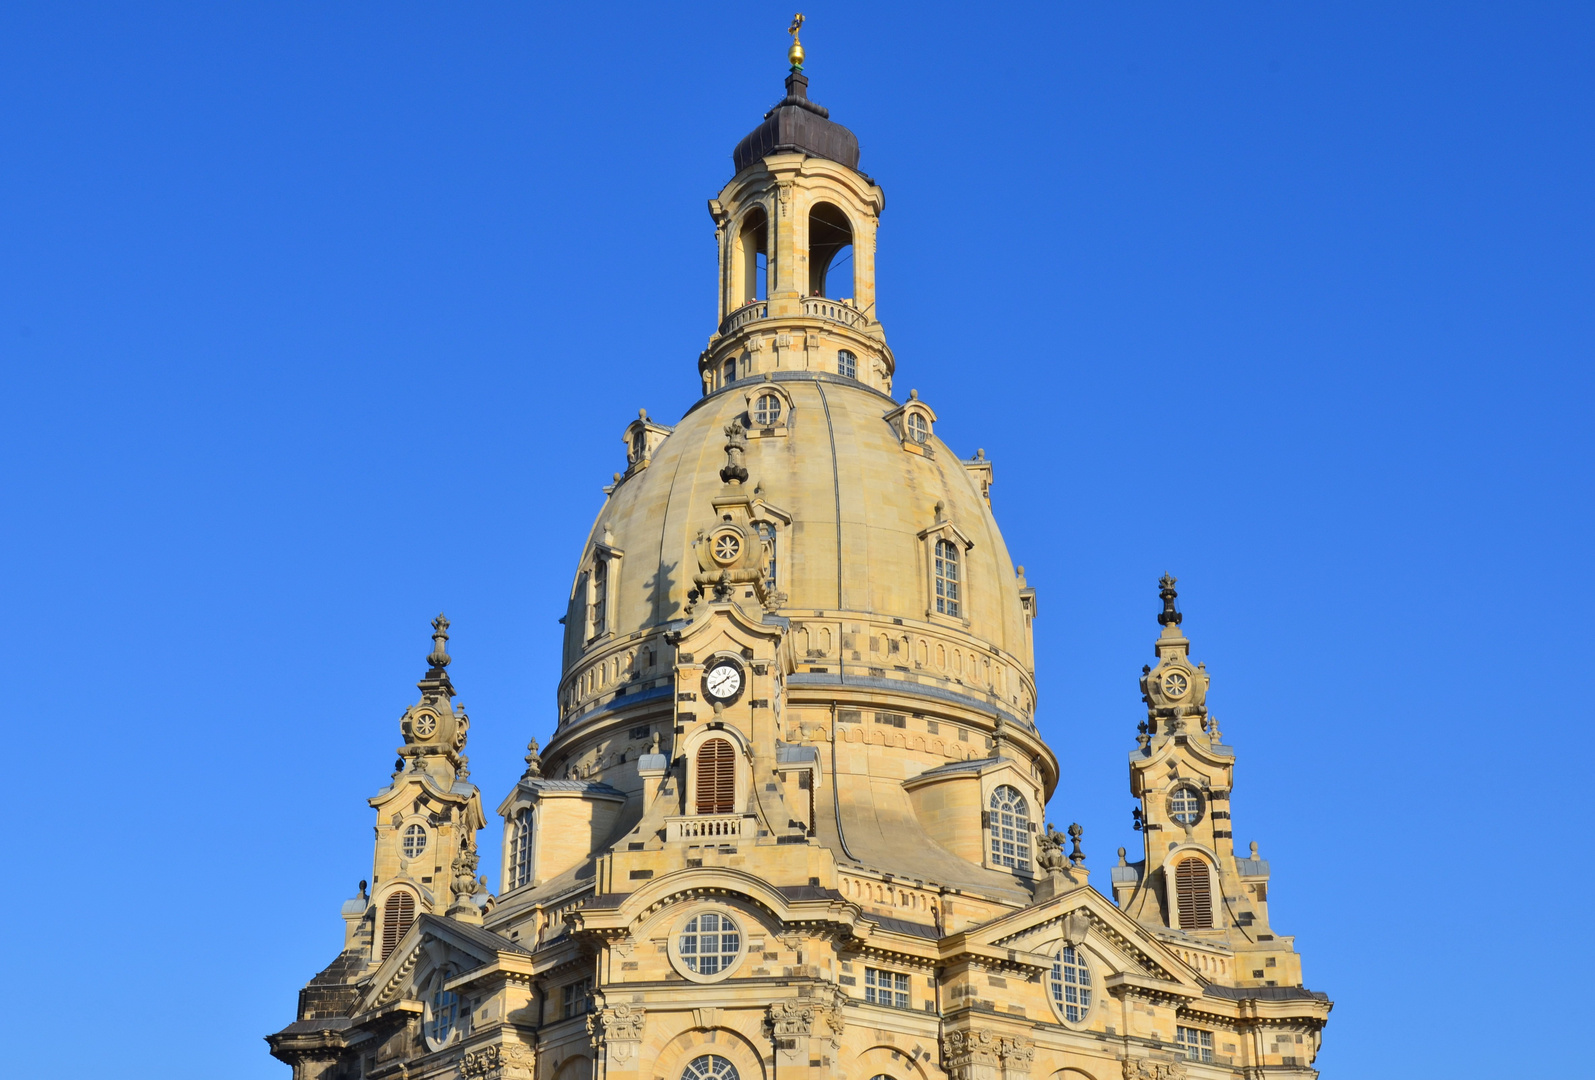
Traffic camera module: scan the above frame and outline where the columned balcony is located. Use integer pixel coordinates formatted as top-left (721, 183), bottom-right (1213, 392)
top-left (717, 296), bottom-right (870, 337)
top-left (665, 813), bottom-right (757, 842)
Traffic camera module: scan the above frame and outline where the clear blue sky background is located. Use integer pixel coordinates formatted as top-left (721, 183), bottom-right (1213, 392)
top-left (2, 3), bottom-right (1590, 1077)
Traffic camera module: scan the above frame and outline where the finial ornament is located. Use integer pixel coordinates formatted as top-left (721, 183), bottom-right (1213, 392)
top-left (1067, 822), bottom-right (1085, 867)
top-left (787, 13), bottom-right (806, 71)
top-left (523, 738), bottom-right (543, 778)
top-left (1157, 574), bottom-right (1182, 627)
top-left (428, 613), bottom-right (452, 670)
top-left (720, 422), bottom-right (749, 484)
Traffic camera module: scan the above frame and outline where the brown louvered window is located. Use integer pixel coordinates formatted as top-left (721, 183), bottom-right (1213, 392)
top-left (380, 889), bottom-right (416, 959)
top-left (1174, 858), bottom-right (1213, 929)
top-left (695, 738), bottom-right (736, 814)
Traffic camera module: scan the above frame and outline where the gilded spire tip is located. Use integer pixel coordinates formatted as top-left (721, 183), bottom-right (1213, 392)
top-left (787, 13), bottom-right (806, 71)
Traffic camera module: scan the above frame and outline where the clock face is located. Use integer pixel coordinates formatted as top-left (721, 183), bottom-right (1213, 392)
top-left (704, 662), bottom-right (743, 701)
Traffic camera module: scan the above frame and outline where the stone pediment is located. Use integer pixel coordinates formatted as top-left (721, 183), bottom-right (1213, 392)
top-left (955, 885), bottom-right (1199, 992)
top-left (358, 914), bottom-right (530, 1014)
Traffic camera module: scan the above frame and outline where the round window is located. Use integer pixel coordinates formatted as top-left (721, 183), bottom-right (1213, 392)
top-left (682, 1056), bottom-right (739, 1080)
top-left (412, 712), bottom-right (437, 738)
top-left (711, 531), bottom-right (742, 565)
top-left (1169, 787), bottom-right (1202, 825)
top-left (754, 393), bottom-right (782, 427)
top-left (1050, 944), bottom-right (1093, 1023)
top-left (402, 823), bottom-right (428, 859)
top-left (679, 911), bottom-right (741, 975)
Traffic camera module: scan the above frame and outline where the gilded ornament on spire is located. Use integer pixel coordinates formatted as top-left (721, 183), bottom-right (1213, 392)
top-left (787, 13), bottom-right (806, 70)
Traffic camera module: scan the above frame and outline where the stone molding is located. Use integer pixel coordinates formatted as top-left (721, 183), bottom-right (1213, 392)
top-left (1120, 1056), bottom-right (1188, 1080)
top-left (587, 1004), bottom-right (646, 1064)
top-left (458, 1042), bottom-right (534, 1080)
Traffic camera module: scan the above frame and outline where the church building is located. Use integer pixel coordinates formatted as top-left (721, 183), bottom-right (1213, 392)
top-left (268, 23), bottom-right (1330, 1080)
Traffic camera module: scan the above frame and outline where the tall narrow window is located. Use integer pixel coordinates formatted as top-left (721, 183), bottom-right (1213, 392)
top-left (510, 810), bottom-right (534, 889)
top-left (837, 350), bottom-right (857, 379)
top-left (425, 970), bottom-right (459, 1048)
top-left (1050, 945), bottom-right (1093, 1022)
top-left (631, 429), bottom-right (647, 461)
top-left (808, 202), bottom-right (854, 297)
top-left (589, 559), bottom-right (607, 640)
top-left (1175, 858), bottom-right (1214, 929)
top-left (755, 522), bottom-right (776, 590)
top-left (695, 738), bottom-right (736, 814)
top-left (737, 208), bottom-right (769, 305)
top-left (934, 539), bottom-right (961, 617)
top-left (988, 785), bottom-right (1031, 870)
top-left (721, 357), bottom-right (738, 386)
top-left (380, 890), bottom-right (416, 960)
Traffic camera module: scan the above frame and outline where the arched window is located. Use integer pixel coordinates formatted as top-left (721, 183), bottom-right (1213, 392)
top-left (1050, 945), bottom-right (1093, 1022)
top-left (424, 968), bottom-right (459, 1049)
top-left (808, 202), bottom-right (854, 298)
top-left (509, 810), bottom-right (534, 889)
top-left (721, 357), bottom-right (738, 386)
top-left (589, 559), bottom-right (608, 639)
top-left (737, 207), bottom-right (768, 305)
top-left (1175, 857), bottom-right (1214, 929)
top-left (934, 539), bottom-right (961, 617)
top-left (682, 1056), bottom-right (739, 1080)
top-left (755, 522), bottom-right (777, 589)
top-left (695, 738), bottom-right (736, 814)
top-left (631, 429), bottom-right (647, 461)
top-left (753, 392), bottom-right (782, 427)
top-left (401, 823), bottom-right (427, 859)
top-left (906, 411), bottom-right (930, 443)
top-left (988, 785), bottom-right (1031, 870)
top-left (380, 890), bottom-right (416, 960)
top-left (837, 350), bottom-right (857, 379)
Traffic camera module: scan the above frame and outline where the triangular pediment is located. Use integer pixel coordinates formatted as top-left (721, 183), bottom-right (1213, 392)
top-left (957, 883), bottom-right (1204, 995)
top-left (357, 914), bottom-right (528, 1015)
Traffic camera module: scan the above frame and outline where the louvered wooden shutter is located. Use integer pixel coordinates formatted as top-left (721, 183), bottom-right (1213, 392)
top-left (696, 739), bottom-right (736, 814)
top-left (381, 890), bottom-right (416, 959)
top-left (1175, 859), bottom-right (1213, 929)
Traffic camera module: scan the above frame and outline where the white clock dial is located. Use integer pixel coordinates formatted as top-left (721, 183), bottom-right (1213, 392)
top-left (705, 664), bottom-right (742, 700)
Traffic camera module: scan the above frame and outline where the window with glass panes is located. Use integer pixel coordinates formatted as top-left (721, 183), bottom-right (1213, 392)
top-left (1177, 1027), bottom-right (1213, 1063)
top-left (1169, 787), bottom-right (1201, 824)
top-left (934, 539), bottom-right (960, 617)
top-left (837, 350), bottom-right (857, 378)
top-left (864, 968), bottom-right (911, 1008)
top-left (426, 972), bottom-right (459, 1046)
top-left (753, 393), bottom-right (782, 427)
top-left (678, 911), bottom-right (741, 975)
top-left (561, 977), bottom-right (593, 1019)
top-left (988, 785), bottom-right (1031, 869)
top-left (755, 522), bottom-right (776, 590)
top-left (906, 411), bottom-right (929, 443)
top-left (1049, 945), bottom-right (1092, 1022)
top-left (510, 811), bottom-right (533, 888)
top-left (681, 1056), bottom-right (739, 1080)
top-left (401, 823), bottom-right (427, 859)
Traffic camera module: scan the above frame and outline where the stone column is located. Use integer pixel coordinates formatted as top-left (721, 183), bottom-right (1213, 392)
top-left (587, 1004), bottom-right (645, 1080)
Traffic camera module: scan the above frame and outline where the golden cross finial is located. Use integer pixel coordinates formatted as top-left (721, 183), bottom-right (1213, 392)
top-left (787, 13), bottom-right (806, 70)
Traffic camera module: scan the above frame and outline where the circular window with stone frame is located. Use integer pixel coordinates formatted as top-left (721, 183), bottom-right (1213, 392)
top-left (665, 906), bottom-right (748, 984)
top-left (709, 528), bottom-right (743, 566)
top-left (401, 822), bottom-right (429, 860)
top-left (1167, 786), bottom-right (1204, 827)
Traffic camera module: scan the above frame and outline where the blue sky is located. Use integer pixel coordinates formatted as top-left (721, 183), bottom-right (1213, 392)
top-left (2, 3), bottom-right (1590, 1077)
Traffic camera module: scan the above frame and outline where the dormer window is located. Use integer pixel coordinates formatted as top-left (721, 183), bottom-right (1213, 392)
top-left (837, 350), bottom-right (857, 379)
top-left (907, 412), bottom-right (929, 444)
top-left (934, 539), bottom-right (961, 617)
top-left (988, 785), bottom-right (1031, 870)
top-left (753, 393), bottom-right (782, 427)
top-left (590, 559), bottom-right (608, 640)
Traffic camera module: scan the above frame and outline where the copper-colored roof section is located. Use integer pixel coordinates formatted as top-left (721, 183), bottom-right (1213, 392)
top-left (733, 72), bottom-right (860, 174)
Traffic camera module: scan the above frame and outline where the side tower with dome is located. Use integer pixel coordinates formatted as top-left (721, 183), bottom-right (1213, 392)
top-left (269, 25), bottom-right (1330, 1080)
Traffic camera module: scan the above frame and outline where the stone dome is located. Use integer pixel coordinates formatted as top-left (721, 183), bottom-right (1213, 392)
top-left (559, 371), bottom-right (1038, 728)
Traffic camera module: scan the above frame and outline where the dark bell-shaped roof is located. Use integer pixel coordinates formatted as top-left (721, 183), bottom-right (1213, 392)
top-left (732, 72), bottom-right (860, 175)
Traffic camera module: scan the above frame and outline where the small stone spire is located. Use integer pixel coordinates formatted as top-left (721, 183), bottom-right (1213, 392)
top-left (446, 840), bottom-right (483, 924)
top-left (1157, 574), bottom-right (1182, 627)
top-left (1067, 823), bottom-right (1085, 867)
top-left (427, 613), bottom-right (451, 673)
top-left (720, 422), bottom-right (749, 485)
top-left (523, 738), bottom-right (543, 778)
